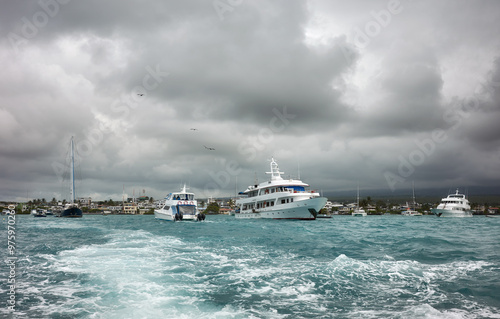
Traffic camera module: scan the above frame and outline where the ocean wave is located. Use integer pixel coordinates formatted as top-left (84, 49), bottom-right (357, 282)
top-left (5, 215), bottom-right (499, 318)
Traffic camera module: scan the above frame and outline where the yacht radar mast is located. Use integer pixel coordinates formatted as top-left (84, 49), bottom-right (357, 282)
top-left (266, 158), bottom-right (284, 181)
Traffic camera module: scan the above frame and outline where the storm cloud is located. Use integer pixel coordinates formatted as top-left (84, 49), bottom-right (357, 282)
top-left (1, 0), bottom-right (499, 202)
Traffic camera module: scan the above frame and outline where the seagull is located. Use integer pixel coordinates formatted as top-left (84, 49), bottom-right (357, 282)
top-left (190, 128), bottom-right (198, 131)
top-left (204, 145), bottom-right (215, 151)
top-left (137, 93), bottom-right (144, 96)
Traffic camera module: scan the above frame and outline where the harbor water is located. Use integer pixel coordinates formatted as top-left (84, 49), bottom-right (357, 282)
top-left (1, 214), bottom-right (500, 318)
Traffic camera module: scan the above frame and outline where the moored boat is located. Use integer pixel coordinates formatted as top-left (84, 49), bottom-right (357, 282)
top-left (431, 189), bottom-right (472, 218)
top-left (33, 209), bottom-right (47, 217)
top-left (235, 158), bottom-right (327, 220)
top-left (352, 208), bottom-right (367, 217)
top-left (352, 186), bottom-right (367, 217)
top-left (155, 185), bottom-right (205, 221)
top-left (402, 209), bottom-right (422, 216)
top-left (402, 183), bottom-right (422, 216)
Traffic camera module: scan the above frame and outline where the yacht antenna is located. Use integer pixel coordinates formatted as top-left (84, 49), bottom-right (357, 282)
top-left (297, 160), bottom-right (300, 180)
top-left (266, 157), bottom-right (284, 181)
top-left (235, 176), bottom-right (238, 198)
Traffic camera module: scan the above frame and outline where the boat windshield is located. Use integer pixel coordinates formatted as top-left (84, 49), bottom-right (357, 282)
top-left (172, 194), bottom-right (194, 200)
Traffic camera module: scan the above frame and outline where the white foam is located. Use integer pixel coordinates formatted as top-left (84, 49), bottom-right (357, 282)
top-left (14, 224), bottom-right (499, 318)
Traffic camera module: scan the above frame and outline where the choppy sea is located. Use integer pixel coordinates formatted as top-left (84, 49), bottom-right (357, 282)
top-left (1, 214), bottom-right (500, 319)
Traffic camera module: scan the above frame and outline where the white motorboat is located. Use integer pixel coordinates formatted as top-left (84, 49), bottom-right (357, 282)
top-left (352, 208), bottom-right (367, 217)
top-left (235, 158), bottom-right (327, 220)
top-left (155, 185), bottom-right (205, 221)
top-left (33, 209), bottom-right (47, 217)
top-left (402, 209), bottom-right (422, 216)
top-left (432, 189), bottom-right (472, 218)
top-left (352, 186), bottom-right (367, 217)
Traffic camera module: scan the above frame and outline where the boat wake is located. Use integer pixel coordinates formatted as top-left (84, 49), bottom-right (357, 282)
top-left (3, 216), bottom-right (499, 319)
top-left (6, 230), bottom-right (498, 319)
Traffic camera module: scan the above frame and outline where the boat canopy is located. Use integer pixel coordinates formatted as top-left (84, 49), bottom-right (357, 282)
top-left (166, 193), bottom-right (194, 200)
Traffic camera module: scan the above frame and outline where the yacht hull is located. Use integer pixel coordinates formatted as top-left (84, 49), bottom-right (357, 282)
top-left (402, 211), bottom-right (422, 216)
top-left (432, 209), bottom-right (472, 218)
top-left (235, 197), bottom-right (327, 220)
top-left (352, 212), bottom-right (367, 217)
top-left (60, 207), bottom-right (83, 218)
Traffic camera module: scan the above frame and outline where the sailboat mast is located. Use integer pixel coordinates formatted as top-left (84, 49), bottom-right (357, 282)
top-left (412, 181), bottom-right (416, 209)
top-left (70, 136), bottom-right (75, 204)
top-left (356, 185), bottom-right (359, 210)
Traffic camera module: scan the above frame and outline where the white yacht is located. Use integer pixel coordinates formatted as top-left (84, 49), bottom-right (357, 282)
top-left (352, 186), bottom-right (367, 217)
top-left (155, 185), bottom-right (205, 221)
top-left (432, 189), bottom-right (472, 218)
top-left (235, 158), bottom-right (327, 220)
top-left (33, 209), bottom-right (47, 217)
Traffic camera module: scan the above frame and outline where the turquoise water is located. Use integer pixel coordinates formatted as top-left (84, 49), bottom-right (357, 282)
top-left (1, 214), bottom-right (500, 318)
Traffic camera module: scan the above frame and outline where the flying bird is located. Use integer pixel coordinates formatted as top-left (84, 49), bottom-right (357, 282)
top-left (137, 93), bottom-right (144, 96)
top-left (204, 145), bottom-right (215, 151)
top-left (190, 128), bottom-right (198, 131)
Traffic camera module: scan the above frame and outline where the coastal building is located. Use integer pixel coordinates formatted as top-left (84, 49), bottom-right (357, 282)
top-left (219, 207), bottom-right (232, 215)
top-left (78, 197), bottom-right (92, 208)
top-left (338, 206), bottom-right (351, 214)
top-left (123, 203), bottom-right (138, 214)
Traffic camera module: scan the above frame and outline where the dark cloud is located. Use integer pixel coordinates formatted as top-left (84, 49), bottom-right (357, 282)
top-left (1, 0), bottom-right (500, 201)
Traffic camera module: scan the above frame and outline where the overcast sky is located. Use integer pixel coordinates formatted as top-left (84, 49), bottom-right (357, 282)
top-left (1, 0), bottom-right (500, 202)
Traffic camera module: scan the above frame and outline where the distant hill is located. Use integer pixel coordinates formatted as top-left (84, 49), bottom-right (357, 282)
top-left (323, 187), bottom-right (500, 205)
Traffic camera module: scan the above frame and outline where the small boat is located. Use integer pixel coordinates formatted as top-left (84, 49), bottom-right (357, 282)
top-left (431, 189), bottom-right (472, 218)
top-left (486, 215), bottom-right (500, 218)
top-left (155, 185), bottom-right (205, 221)
top-left (352, 208), bottom-right (367, 217)
top-left (60, 137), bottom-right (83, 218)
top-left (402, 209), bottom-right (422, 216)
top-left (352, 186), bottom-right (367, 217)
top-left (402, 183), bottom-right (422, 216)
top-left (33, 209), bottom-right (47, 217)
top-left (235, 158), bottom-right (327, 220)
